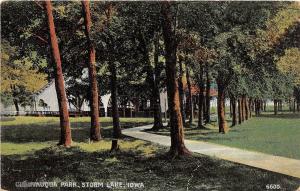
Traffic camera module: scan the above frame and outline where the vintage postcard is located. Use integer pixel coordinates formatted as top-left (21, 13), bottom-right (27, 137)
top-left (1, 1), bottom-right (300, 190)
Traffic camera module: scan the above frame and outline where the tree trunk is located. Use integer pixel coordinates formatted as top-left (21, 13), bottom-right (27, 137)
top-left (205, 68), bottom-right (211, 123)
top-left (13, 98), bottom-right (19, 116)
top-left (198, 92), bottom-right (204, 128)
top-left (139, 29), bottom-right (163, 130)
top-left (152, 33), bottom-right (163, 130)
top-left (82, 1), bottom-right (101, 141)
top-left (229, 99), bottom-right (233, 118)
top-left (197, 66), bottom-right (205, 128)
top-left (274, 99), bottom-right (278, 115)
top-left (186, 66), bottom-right (193, 126)
top-left (259, 99), bottom-right (262, 114)
top-left (122, 102), bottom-right (126, 117)
top-left (217, 82), bottom-right (228, 133)
top-left (110, 62), bottom-right (121, 152)
top-left (244, 95), bottom-right (248, 120)
top-left (202, 90), bottom-right (207, 121)
top-left (241, 96), bottom-right (245, 122)
top-left (231, 97), bottom-right (237, 127)
top-left (45, 1), bottom-right (71, 146)
top-left (238, 98), bottom-right (242, 124)
top-left (249, 98), bottom-right (252, 118)
top-left (178, 56), bottom-right (186, 125)
top-left (161, 2), bottom-right (190, 156)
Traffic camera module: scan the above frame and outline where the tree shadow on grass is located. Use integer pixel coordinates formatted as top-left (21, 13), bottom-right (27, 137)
top-left (1, 144), bottom-right (299, 191)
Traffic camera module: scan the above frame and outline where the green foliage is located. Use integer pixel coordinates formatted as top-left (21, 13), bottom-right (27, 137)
top-left (0, 40), bottom-right (47, 108)
top-left (277, 48), bottom-right (300, 85)
top-left (0, 1), bottom-right (299, 117)
top-left (255, 3), bottom-right (300, 51)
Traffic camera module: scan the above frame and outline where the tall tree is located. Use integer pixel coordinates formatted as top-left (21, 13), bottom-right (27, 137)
top-left (82, 0), bottom-right (101, 141)
top-left (216, 78), bottom-right (229, 133)
top-left (185, 64), bottom-right (193, 125)
top-left (44, 1), bottom-right (71, 146)
top-left (110, 61), bottom-right (121, 151)
top-left (161, 1), bottom-right (190, 156)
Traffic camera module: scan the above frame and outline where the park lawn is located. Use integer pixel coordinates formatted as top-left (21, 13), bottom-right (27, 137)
top-left (0, 116), bottom-right (153, 155)
top-left (0, 116), bottom-right (154, 126)
top-left (153, 112), bottom-right (300, 160)
top-left (1, 116), bottom-right (300, 190)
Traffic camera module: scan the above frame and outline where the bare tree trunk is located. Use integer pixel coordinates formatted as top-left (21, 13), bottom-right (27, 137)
top-left (217, 81), bottom-right (228, 133)
top-left (45, 1), bottom-right (71, 146)
top-left (82, 1), bottom-right (101, 141)
top-left (161, 2), bottom-right (190, 156)
top-left (110, 61), bottom-right (121, 152)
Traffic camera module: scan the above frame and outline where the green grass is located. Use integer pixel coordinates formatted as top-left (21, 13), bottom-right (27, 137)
top-left (153, 112), bottom-right (300, 159)
top-left (1, 116), bottom-right (300, 190)
top-left (0, 116), bottom-right (153, 155)
top-left (0, 116), bottom-right (153, 126)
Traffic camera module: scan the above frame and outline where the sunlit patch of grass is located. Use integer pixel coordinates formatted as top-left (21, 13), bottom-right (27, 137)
top-left (0, 116), bottom-right (153, 126)
top-left (77, 139), bottom-right (157, 156)
top-left (1, 139), bottom-right (158, 157)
